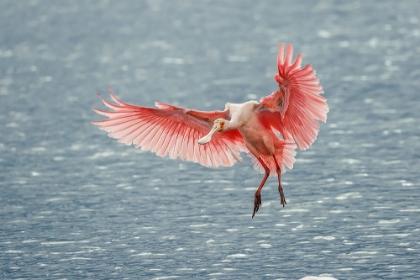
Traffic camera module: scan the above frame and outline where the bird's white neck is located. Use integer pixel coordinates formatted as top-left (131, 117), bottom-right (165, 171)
top-left (198, 100), bottom-right (258, 145)
top-left (225, 100), bottom-right (258, 128)
top-left (222, 118), bottom-right (239, 131)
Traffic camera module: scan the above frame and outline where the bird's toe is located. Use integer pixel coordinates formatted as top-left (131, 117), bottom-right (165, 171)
top-left (252, 192), bottom-right (262, 218)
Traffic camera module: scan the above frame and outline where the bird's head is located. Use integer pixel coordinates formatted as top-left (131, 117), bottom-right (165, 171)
top-left (213, 118), bottom-right (227, 131)
top-left (197, 118), bottom-right (227, 145)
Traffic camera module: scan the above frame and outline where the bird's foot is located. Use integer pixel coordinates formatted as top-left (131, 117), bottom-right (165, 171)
top-left (252, 191), bottom-right (262, 218)
top-left (278, 185), bottom-right (287, 207)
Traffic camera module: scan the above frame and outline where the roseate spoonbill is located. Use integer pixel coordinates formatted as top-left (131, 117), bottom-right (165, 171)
top-left (92, 43), bottom-right (328, 218)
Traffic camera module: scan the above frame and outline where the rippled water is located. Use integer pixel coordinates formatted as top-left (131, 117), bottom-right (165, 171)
top-left (1, 1), bottom-right (419, 279)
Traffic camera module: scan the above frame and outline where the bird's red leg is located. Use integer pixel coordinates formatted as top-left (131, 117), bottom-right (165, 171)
top-left (273, 156), bottom-right (286, 207)
top-left (252, 158), bottom-right (270, 218)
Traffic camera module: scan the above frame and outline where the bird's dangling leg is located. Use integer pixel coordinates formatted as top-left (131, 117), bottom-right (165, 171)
top-left (273, 156), bottom-right (286, 207)
top-left (252, 158), bottom-right (270, 218)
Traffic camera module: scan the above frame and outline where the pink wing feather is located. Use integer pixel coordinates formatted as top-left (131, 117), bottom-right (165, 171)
top-left (258, 43), bottom-right (328, 150)
top-left (92, 88), bottom-right (246, 168)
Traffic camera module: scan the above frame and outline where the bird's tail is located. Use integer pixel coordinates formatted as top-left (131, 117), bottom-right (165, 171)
top-left (248, 140), bottom-right (297, 176)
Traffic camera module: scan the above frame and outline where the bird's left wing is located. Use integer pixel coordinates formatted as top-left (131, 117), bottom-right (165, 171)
top-left (92, 88), bottom-right (246, 167)
top-left (256, 43), bottom-right (328, 150)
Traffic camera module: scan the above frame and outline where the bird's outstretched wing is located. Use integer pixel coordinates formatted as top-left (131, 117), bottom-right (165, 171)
top-left (92, 87), bottom-right (246, 167)
top-left (257, 43), bottom-right (328, 150)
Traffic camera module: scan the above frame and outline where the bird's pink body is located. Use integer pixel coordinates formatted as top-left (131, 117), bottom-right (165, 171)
top-left (92, 44), bottom-right (328, 217)
top-left (221, 101), bottom-right (296, 176)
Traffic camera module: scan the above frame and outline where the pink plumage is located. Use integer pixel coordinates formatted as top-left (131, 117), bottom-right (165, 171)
top-left (92, 43), bottom-right (328, 218)
top-left (259, 43), bottom-right (328, 150)
top-left (92, 88), bottom-right (245, 168)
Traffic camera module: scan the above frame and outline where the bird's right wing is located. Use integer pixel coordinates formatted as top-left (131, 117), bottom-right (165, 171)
top-left (257, 44), bottom-right (328, 150)
top-left (92, 88), bottom-right (246, 167)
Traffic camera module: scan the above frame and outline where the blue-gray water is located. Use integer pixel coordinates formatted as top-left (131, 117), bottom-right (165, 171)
top-left (1, 1), bottom-right (419, 279)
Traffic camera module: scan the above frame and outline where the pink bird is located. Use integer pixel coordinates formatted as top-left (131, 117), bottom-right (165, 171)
top-left (92, 43), bottom-right (328, 218)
